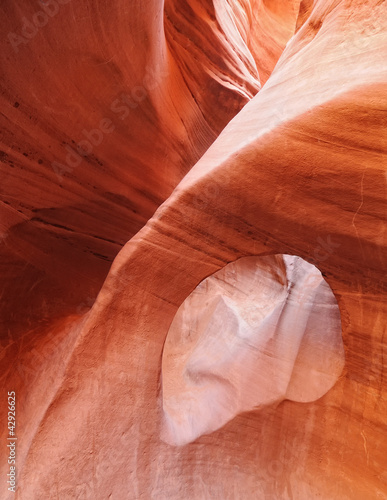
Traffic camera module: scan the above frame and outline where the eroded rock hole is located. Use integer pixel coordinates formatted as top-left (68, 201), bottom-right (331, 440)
top-left (161, 254), bottom-right (345, 446)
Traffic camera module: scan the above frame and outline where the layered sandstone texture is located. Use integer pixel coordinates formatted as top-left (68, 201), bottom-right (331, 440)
top-left (162, 255), bottom-right (345, 446)
top-left (0, 0), bottom-right (386, 499)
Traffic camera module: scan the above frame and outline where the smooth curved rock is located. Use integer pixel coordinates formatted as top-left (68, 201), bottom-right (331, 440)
top-left (0, 0), bottom-right (386, 499)
top-left (162, 254), bottom-right (345, 446)
top-left (1, 0), bottom-right (297, 337)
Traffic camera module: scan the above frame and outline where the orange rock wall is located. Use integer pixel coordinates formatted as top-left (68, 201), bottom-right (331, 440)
top-left (0, 0), bottom-right (386, 498)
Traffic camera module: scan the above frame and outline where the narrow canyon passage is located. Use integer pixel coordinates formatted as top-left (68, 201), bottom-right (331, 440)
top-left (0, 0), bottom-right (386, 499)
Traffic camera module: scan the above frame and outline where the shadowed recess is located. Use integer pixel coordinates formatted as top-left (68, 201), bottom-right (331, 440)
top-left (162, 254), bottom-right (345, 446)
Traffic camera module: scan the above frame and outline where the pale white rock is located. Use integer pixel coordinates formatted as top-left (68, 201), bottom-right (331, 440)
top-left (161, 255), bottom-right (345, 446)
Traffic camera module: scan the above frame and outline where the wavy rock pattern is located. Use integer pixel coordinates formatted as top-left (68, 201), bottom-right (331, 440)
top-left (0, 0), bottom-right (296, 336)
top-left (0, 0), bottom-right (386, 498)
top-left (162, 254), bottom-right (345, 446)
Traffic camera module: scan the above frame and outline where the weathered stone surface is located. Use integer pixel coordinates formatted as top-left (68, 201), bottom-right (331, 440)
top-left (0, 0), bottom-right (386, 498)
top-left (162, 254), bottom-right (345, 446)
top-left (1, 0), bottom-right (296, 336)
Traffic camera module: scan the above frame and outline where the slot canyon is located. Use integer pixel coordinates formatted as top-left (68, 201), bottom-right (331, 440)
top-left (0, 0), bottom-right (386, 498)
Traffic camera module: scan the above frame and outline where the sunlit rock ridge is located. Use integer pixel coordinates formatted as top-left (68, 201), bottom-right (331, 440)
top-left (0, 0), bottom-right (386, 499)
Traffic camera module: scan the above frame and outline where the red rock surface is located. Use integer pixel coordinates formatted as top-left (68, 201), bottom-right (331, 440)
top-left (162, 254), bottom-right (345, 446)
top-left (0, 0), bottom-right (386, 498)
